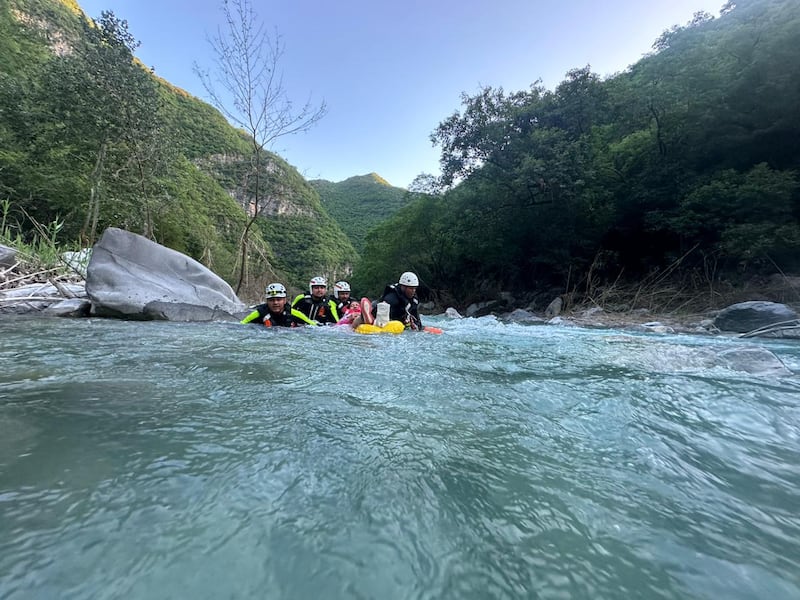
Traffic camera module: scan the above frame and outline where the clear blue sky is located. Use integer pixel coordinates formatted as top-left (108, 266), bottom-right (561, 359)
top-left (77, 0), bottom-right (724, 189)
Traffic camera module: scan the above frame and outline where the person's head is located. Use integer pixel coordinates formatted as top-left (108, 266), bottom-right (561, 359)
top-left (264, 282), bottom-right (287, 312)
top-left (397, 271), bottom-right (419, 299)
top-left (309, 276), bottom-right (327, 299)
top-left (333, 280), bottom-right (351, 302)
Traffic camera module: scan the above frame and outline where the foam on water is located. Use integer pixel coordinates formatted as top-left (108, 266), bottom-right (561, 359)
top-left (1, 316), bottom-right (799, 599)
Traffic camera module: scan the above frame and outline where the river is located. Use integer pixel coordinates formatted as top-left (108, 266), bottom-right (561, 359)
top-left (1, 316), bottom-right (799, 599)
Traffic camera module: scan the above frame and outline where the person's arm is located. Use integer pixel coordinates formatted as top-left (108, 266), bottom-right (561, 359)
top-left (290, 295), bottom-right (319, 325)
top-left (384, 293), bottom-right (404, 322)
top-left (328, 300), bottom-right (340, 323)
top-left (240, 309), bottom-right (260, 324)
top-left (411, 308), bottom-right (422, 330)
top-left (291, 306), bottom-right (319, 326)
top-left (240, 305), bottom-right (266, 324)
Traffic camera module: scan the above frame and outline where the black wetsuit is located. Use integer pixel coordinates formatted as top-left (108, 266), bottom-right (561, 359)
top-left (240, 304), bottom-right (299, 327)
top-left (336, 297), bottom-right (354, 318)
top-left (375, 284), bottom-right (422, 330)
top-left (291, 294), bottom-right (340, 325)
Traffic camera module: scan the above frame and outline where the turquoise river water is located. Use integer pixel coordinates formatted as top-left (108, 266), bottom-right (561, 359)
top-left (1, 315), bottom-right (799, 599)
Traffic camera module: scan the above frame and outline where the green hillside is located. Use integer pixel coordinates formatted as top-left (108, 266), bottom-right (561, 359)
top-left (0, 0), bottom-right (357, 301)
top-left (310, 173), bottom-right (411, 252)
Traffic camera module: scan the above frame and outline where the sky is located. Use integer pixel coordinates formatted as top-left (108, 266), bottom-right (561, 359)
top-left (77, 0), bottom-right (725, 189)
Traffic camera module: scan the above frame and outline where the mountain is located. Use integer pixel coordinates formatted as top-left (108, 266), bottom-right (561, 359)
top-left (0, 0), bottom-right (357, 300)
top-left (310, 173), bottom-right (412, 253)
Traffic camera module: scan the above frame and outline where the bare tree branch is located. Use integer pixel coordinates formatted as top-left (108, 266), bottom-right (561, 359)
top-left (193, 0), bottom-right (327, 292)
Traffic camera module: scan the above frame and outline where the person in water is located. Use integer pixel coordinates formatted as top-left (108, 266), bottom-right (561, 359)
top-left (333, 280), bottom-right (353, 317)
top-left (374, 271), bottom-right (423, 330)
top-left (240, 283), bottom-right (300, 327)
top-left (336, 299), bottom-right (362, 326)
top-left (291, 276), bottom-right (340, 325)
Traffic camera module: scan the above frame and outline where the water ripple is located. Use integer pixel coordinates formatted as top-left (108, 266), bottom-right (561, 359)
top-left (1, 317), bottom-right (799, 599)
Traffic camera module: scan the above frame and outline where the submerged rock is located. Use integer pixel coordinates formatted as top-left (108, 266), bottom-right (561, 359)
top-left (637, 321), bottom-right (675, 334)
top-left (713, 346), bottom-right (793, 377)
top-left (504, 308), bottom-right (544, 323)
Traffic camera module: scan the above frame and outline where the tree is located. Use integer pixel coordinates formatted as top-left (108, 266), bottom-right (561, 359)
top-left (195, 0), bottom-right (327, 293)
top-left (38, 11), bottom-right (168, 244)
top-left (674, 163), bottom-right (800, 268)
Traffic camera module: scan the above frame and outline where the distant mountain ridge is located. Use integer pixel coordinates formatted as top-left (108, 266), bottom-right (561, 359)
top-left (310, 173), bottom-right (411, 253)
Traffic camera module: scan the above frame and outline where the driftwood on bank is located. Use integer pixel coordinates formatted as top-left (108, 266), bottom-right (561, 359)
top-left (739, 319), bottom-right (800, 339)
top-left (0, 244), bottom-right (88, 315)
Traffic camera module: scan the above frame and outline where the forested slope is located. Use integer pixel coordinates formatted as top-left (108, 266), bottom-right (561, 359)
top-left (311, 173), bottom-right (411, 253)
top-left (0, 0), bottom-right (357, 299)
top-left (352, 0), bottom-right (800, 309)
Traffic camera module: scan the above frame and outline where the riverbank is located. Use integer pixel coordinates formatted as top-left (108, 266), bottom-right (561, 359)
top-left (4, 238), bottom-right (800, 339)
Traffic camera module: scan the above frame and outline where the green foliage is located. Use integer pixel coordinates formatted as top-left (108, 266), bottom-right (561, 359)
top-left (353, 0), bottom-right (800, 307)
top-left (159, 86), bottom-right (251, 159)
top-left (0, 0), bottom-right (357, 296)
top-left (311, 173), bottom-right (411, 252)
top-left (675, 163), bottom-right (800, 266)
top-left (0, 198), bottom-right (75, 271)
top-left (352, 192), bottom-right (463, 300)
top-left (257, 208), bottom-right (358, 291)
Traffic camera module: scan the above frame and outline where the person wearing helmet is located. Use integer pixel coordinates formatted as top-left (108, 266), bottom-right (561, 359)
top-left (373, 271), bottom-right (422, 330)
top-left (333, 280), bottom-right (353, 317)
top-left (291, 276), bottom-right (340, 325)
top-left (240, 283), bottom-right (300, 327)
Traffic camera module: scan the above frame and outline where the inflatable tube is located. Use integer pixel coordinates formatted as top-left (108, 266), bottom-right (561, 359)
top-left (355, 320), bottom-right (405, 335)
top-left (355, 321), bottom-right (443, 335)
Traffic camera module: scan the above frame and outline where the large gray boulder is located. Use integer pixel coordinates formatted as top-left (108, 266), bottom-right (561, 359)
top-left (86, 227), bottom-right (246, 321)
top-left (713, 301), bottom-right (798, 333)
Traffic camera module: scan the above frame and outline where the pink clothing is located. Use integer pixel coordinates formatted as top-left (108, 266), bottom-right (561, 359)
top-left (337, 305), bottom-right (361, 326)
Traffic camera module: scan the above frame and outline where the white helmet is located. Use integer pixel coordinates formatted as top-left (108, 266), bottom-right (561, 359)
top-left (333, 281), bottom-right (351, 298)
top-left (398, 271), bottom-right (419, 287)
top-left (309, 276), bottom-right (327, 293)
top-left (265, 283), bottom-right (287, 298)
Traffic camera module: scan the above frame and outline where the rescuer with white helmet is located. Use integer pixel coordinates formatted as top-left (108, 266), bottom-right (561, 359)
top-left (372, 271), bottom-right (422, 330)
top-left (240, 282), bottom-right (300, 327)
top-left (291, 276), bottom-right (340, 325)
top-left (333, 280), bottom-right (353, 316)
